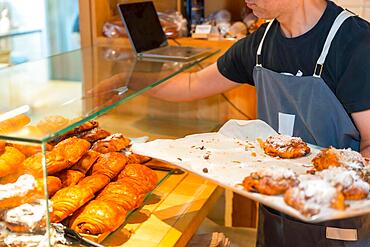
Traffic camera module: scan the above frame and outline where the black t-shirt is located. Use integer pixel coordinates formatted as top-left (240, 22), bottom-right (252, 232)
top-left (217, 1), bottom-right (370, 114)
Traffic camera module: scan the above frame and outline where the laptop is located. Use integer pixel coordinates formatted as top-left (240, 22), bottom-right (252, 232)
top-left (117, 1), bottom-right (211, 60)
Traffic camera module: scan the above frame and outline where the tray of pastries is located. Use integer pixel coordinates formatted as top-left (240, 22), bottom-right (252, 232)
top-left (0, 117), bottom-right (162, 246)
top-left (132, 119), bottom-right (370, 223)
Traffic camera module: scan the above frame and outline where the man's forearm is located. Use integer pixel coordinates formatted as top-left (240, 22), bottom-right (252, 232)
top-left (146, 63), bottom-right (239, 102)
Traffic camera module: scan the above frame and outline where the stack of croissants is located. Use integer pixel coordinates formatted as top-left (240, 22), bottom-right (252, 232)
top-left (0, 119), bottom-right (158, 237)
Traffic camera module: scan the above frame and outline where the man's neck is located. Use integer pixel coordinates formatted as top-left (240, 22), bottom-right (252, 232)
top-left (278, 0), bottom-right (327, 38)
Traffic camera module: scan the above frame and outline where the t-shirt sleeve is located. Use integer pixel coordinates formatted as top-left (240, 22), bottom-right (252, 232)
top-left (336, 28), bottom-right (370, 113)
top-left (217, 25), bottom-right (266, 85)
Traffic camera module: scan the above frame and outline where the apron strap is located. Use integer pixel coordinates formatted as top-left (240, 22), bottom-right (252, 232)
top-left (256, 20), bottom-right (275, 67)
top-left (313, 10), bottom-right (355, 77)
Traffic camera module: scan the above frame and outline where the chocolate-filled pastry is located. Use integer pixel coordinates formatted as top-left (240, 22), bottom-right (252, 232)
top-left (258, 134), bottom-right (310, 159)
top-left (49, 120), bottom-right (99, 145)
top-left (77, 174), bottom-right (111, 194)
top-left (23, 137), bottom-right (90, 177)
top-left (47, 176), bottom-right (62, 197)
top-left (69, 150), bottom-right (100, 174)
top-left (57, 170), bottom-right (85, 188)
top-left (312, 147), bottom-right (368, 177)
top-left (3, 199), bottom-right (48, 233)
top-left (117, 163), bottom-right (158, 193)
top-left (91, 152), bottom-right (127, 179)
top-left (0, 146), bottom-right (25, 178)
top-left (0, 141), bottom-right (5, 155)
top-left (50, 185), bottom-right (95, 223)
top-left (242, 167), bottom-right (297, 195)
top-left (0, 174), bottom-right (44, 209)
top-left (318, 167), bottom-right (369, 200)
top-left (96, 180), bottom-right (145, 211)
top-left (127, 153), bottom-right (151, 164)
top-left (10, 143), bottom-right (53, 157)
top-left (70, 200), bottom-right (127, 235)
top-left (284, 177), bottom-right (346, 217)
top-left (77, 128), bottom-right (111, 143)
top-left (91, 133), bottom-right (130, 153)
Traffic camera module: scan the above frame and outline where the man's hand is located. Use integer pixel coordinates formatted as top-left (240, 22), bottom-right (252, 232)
top-left (352, 109), bottom-right (370, 158)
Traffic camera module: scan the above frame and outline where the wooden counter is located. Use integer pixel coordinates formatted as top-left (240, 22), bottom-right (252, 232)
top-left (101, 170), bottom-right (223, 247)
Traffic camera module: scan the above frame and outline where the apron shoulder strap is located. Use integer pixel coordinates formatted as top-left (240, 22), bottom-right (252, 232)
top-left (313, 10), bottom-right (355, 77)
top-left (256, 20), bottom-right (275, 67)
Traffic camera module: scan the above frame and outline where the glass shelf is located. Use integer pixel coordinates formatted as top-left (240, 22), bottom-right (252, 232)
top-left (0, 46), bottom-right (219, 143)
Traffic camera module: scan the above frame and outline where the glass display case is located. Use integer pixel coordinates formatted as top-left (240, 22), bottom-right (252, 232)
top-left (0, 45), bottom-right (226, 246)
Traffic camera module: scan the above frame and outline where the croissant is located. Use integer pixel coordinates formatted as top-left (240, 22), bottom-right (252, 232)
top-left (47, 176), bottom-right (62, 197)
top-left (69, 150), bottom-right (100, 174)
top-left (127, 153), bottom-right (151, 164)
top-left (23, 137), bottom-right (90, 177)
top-left (70, 200), bottom-right (127, 235)
top-left (57, 170), bottom-right (85, 188)
top-left (91, 152), bottom-right (127, 179)
top-left (0, 113), bottom-right (30, 134)
top-left (96, 180), bottom-right (145, 211)
top-left (0, 174), bottom-right (44, 209)
top-left (0, 146), bottom-right (26, 178)
top-left (77, 174), bottom-right (110, 194)
top-left (77, 128), bottom-right (111, 143)
top-left (91, 133), bottom-right (131, 153)
top-left (117, 163), bottom-right (158, 192)
top-left (50, 185), bottom-right (95, 223)
top-left (11, 143), bottom-right (53, 157)
top-left (49, 120), bottom-right (99, 145)
top-left (0, 140), bottom-right (5, 155)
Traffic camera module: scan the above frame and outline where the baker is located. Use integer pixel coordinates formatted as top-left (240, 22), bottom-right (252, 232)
top-left (145, 0), bottom-right (370, 246)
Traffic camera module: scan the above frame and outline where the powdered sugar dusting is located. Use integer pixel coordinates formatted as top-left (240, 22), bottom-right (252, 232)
top-left (334, 148), bottom-right (366, 171)
top-left (254, 166), bottom-right (297, 180)
top-left (293, 177), bottom-right (337, 212)
top-left (0, 175), bottom-right (37, 201)
top-left (265, 134), bottom-right (306, 154)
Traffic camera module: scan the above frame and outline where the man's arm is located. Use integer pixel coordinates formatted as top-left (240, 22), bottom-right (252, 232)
top-left (146, 63), bottom-right (240, 102)
top-left (352, 109), bottom-right (370, 158)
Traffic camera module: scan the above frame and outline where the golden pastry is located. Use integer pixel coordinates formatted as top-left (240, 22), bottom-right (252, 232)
top-left (23, 137), bottom-right (90, 177)
top-left (117, 163), bottom-right (158, 193)
top-left (312, 147), bottom-right (367, 177)
top-left (258, 134), bottom-right (310, 159)
top-left (0, 174), bottom-right (44, 209)
top-left (77, 174), bottom-right (111, 194)
top-left (318, 167), bottom-right (369, 200)
top-left (91, 133), bottom-right (131, 153)
top-left (69, 150), bottom-right (100, 174)
top-left (0, 141), bottom-right (5, 155)
top-left (10, 143), bottom-right (53, 157)
top-left (47, 176), bottom-right (62, 197)
top-left (49, 120), bottom-right (99, 145)
top-left (57, 170), bottom-right (85, 188)
top-left (242, 167), bottom-right (297, 195)
top-left (77, 128), bottom-right (111, 143)
top-left (91, 152), bottom-right (127, 179)
top-left (284, 177), bottom-right (346, 217)
top-left (96, 180), bottom-right (145, 211)
top-left (3, 199), bottom-right (48, 233)
top-left (127, 153), bottom-right (151, 164)
top-left (0, 114), bottom-right (31, 134)
top-left (0, 146), bottom-right (26, 178)
top-left (50, 185), bottom-right (95, 223)
top-left (70, 200), bottom-right (127, 235)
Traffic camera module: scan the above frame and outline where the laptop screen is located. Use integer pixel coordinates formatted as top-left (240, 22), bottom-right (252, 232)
top-left (118, 2), bottom-right (168, 53)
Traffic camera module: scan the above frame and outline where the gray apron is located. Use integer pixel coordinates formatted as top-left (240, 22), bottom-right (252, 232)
top-left (253, 10), bottom-right (370, 247)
